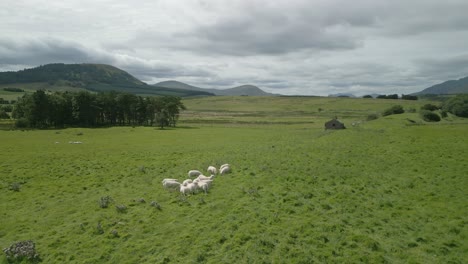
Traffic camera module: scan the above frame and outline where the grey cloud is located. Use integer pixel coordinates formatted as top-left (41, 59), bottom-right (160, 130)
top-left (0, 38), bottom-right (214, 82)
top-left (132, 1), bottom-right (382, 57)
top-left (414, 55), bottom-right (468, 82)
top-left (0, 38), bottom-right (105, 65)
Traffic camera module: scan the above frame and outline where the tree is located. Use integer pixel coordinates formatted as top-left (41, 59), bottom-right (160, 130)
top-left (0, 109), bottom-right (9, 119)
top-left (12, 90), bottom-right (50, 128)
top-left (402, 94), bottom-right (418, 100)
top-left (72, 91), bottom-right (99, 127)
top-left (151, 96), bottom-right (186, 129)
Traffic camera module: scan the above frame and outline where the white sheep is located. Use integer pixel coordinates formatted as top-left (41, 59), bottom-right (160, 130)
top-left (162, 178), bottom-right (178, 183)
top-left (182, 179), bottom-right (193, 186)
top-left (220, 165), bottom-right (231, 175)
top-left (163, 180), bottom-right (181, 190)
top-left (207, 166), bottom-right (217, 175)
top-left (196, 174), bottom-right (214, 181)
top-left (197, 180), bottom-right (213, 194)
top-left (180, 181), bottom-right (198, 196)
top-left (220, 164), bottom-right (230, 170)
top-left (188, 170), bottom-right (202, 177)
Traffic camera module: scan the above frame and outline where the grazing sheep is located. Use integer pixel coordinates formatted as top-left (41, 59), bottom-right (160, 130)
top-left (162, 178), bottom-right (178, 183)
top-left (220, 164), bottom-right (230, 170)
top-left (196, 174), bottom-right (214, 181)
top-left (198, 180), bottom-right (213, 194)
top-left (182, 179), bottom-right (193, 186)
top-left (220, 165), bottom-right (231, 175)
top-left (163, 180), bottom-right (181, 190)
top-left (180, 182), bottom-right (198, 196)
top-left (207, 166), bottom-right (217, 175)
top-left (188, 170), bottom-right (202, 177)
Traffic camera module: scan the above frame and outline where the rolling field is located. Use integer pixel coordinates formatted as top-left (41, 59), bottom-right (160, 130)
top-left (0, 96), bottom-right (467, 263)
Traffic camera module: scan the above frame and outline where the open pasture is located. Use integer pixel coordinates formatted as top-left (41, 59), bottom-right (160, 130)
top-left (180, 96), bottom-right (428, 126)
top-left (0, 96), bottom-right (467, 263)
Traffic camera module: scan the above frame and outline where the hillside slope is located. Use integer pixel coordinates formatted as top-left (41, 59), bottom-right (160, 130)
top-left (0, 64), bottom-right (213, 97)
top-left (155, 80), bottom-right (274, 96)
top-left (415, 76), bottom-right (468, 94)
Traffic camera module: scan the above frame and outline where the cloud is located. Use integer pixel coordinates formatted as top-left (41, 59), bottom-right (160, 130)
top-left (0, 38), bottom-right (213, 83)
top-left (413, 54), bottom-right (468, 84)
top-left (1, 0), bottom-right (468, 96)
top-left (155, 1), bottom-right (377, 56)
top-left (0, 38), bottom-right (102, 66)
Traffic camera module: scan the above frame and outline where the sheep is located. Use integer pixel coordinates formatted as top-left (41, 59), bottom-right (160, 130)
top-left (197, 180), bottom-right (213, 194)
top-left (220, 164), bottom-right (230, 170)
top-left (196, 174), bottom-right (214, 181)
top-left (180, 181), bottom-right (198, 196)
top-left (162, 178), bottom-right (178, 183)
top-left (207, 166), bottom-right (217, 175)
top-left (182, 179), bottom-right (193, 186)
top-left (188, 170), bottom-right (202, 177)
top-left (220, 165), bottom-right (231, 175)
top-left (163, 180), bottom-right (181, 190)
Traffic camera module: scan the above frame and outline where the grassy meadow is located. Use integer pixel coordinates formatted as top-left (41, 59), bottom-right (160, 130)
top-left (0, 96), bottom-right (467, 263)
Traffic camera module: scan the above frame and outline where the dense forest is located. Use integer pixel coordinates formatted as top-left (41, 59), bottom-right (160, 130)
top-left (12, 90), bottom-right (186, 129)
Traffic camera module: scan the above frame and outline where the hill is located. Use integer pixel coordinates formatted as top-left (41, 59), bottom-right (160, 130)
top-left (415, 76), bottom-right (468, 95)
top-left (0, 64), bottom-right (213, 97)
top-left (155, 80), bottom-right (274, 96)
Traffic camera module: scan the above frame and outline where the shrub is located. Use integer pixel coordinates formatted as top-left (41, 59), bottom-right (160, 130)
top-left (9, 182), bottom-right (21, 192)
top-left (99, 196), bottom-right (113, 208)
top-left (150, 201), bottom-right (162, 210)
top-left (3, 240), bottom-right (41, 263)
top-left (115, 204), bottom-right (127, 213)
top-left (110, 229), bottom-right (119, 238)
top-left (382, 105), bottom-right (404, 116)
top-left (15, 118), bottom-right (29, 128)
top-left (441, 94), bottom-right (468, 117)
top-left (96, 222), bottom-right (104, 235)
top-left (420, 110), bottom-right (441, 122)
top-left (1, 105), bottom-right (13, 112)
top-left (421, 104), bottom-right (440, 111)
top-left (362, 95), bottom-right (373, 98)
top-left (366, 113), bottom-right (379, 121)
top-left (0, 110), bottom-right (10, 119)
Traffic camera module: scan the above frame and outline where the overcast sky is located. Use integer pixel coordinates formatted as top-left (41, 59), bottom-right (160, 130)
top-left (1, 0), bottom-right (468, 95)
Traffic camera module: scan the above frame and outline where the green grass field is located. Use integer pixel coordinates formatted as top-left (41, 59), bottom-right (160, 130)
top-left (1, 96), bottom-right (467, 263)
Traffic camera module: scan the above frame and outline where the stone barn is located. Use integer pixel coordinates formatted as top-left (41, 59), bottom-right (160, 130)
top-left (325, 118), bottom-right (346, 130)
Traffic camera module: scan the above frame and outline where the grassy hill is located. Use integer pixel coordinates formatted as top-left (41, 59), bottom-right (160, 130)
top-left (0, 96), bottom-right (466, 263)
top-left (0, 64), bottom-right (213, 97)
top-left (415, 76), bottom-right (468, 95)
top-left (155, 80), bottom-right (274, 96)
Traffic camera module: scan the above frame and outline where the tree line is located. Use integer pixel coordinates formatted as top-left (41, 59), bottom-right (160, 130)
top-left (362, 94), bottom-right (418, 100)
top-left (12, 90), bottom-right (186, 129)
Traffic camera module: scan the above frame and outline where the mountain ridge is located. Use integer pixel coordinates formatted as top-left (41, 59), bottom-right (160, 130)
top-left (0, 63), bottom-right (213, 97)
top-left (415, 76), bottom-right (468, 95)
top-left (154, 80), bottom-right (274, 96)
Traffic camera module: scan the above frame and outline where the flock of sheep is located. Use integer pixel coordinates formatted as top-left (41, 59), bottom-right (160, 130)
top-left (162, 164), bottom-right (231, 195)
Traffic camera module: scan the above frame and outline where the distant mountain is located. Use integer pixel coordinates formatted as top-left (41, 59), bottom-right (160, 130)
top-left (415, 76), bottom-right (468, 95)
top-left (0, 64), bottom-right (213, 97)
top-left (328, 93), bottom-right (356, 98)
top-left (155, 80), bottom-right (274, 96)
